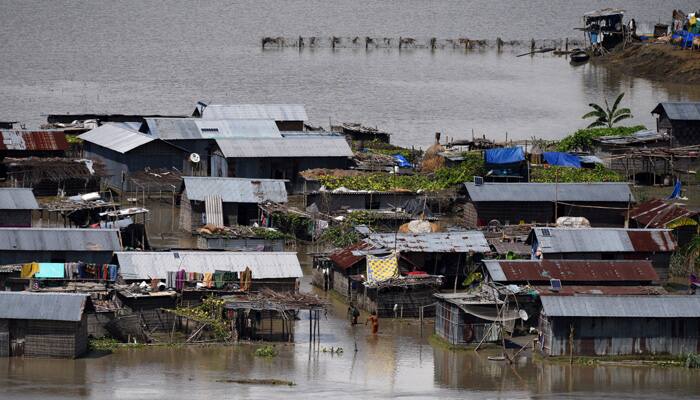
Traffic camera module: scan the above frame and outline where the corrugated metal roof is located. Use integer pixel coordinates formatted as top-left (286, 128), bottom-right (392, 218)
top-left (534, 285), bottom-right (666, 296)
top-left (330, 242), bottom-right (374, 270)
top-left (115, 251), bottom-right (302, 280)
top-left (0, 188), bottom-right (39, 210)
top-left (144, 118), bottom-right (282, 140)
top-left (183, 176), bottom-right (288, 203)
top-left (0, 130), bottom-right (69, 151)
top-left (0, 292), bottom-right (90, 322)
top-left (365, 231), bottom-right (491, 253)
top-left (483, 259), bottom-right (658, 283)
top-left (629, 199), bottom-right (698, 228)
top-left (216, 136), bottom-right (353, 158)
top-left (652, 102), bottom-right (700, 121)
top-left (541, 295), bottom-right (700, 318)
top-left (464, 182), bottom-right (633, 203)
top-left (528, 228), bottom-right (676, 253)
top-left (79, 123), bottom-right (155, 153)
top-left (0, 228), bottom-right (121, 251)
top-left (201, 104), bottom-right (308, 121)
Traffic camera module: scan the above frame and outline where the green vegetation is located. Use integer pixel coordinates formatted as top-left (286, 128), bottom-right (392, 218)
top-left (317, 152), bottom-right (485, 192)
top-left (270, 212), bottom-right (313, 239)
top-left (686, 353), bottom-right (700, 368)
top-left (356, 139), bottom-right (421, 162)
top-left (317, 210), bottom-right (383, 247)
top-left (556, 125), bottom-right (646, 152)
top-left (89, 337), bottom-right (122, 351)
top-left (255, 345), bottom-right (278, 357)
top-left (530, 164), bottom-right (624, 183)
top-left (168, 297), bottom-right (229, 341)
top-left (582, 92), bottom-right (633, 128)
top-left (250, 227), bottom-right (287, 240)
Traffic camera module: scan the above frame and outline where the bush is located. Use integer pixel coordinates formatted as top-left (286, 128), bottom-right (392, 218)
top-left (530, 164), bottom-right (623, 183)
top-left (255, 345), bottom-right (278, 357)
top-left (557, 125), bottom-right (646, 152)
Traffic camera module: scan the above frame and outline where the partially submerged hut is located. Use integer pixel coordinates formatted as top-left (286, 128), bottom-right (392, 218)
top-left (0, 188), bottom-right (39, 227)
top-left (0, 130), bottom-right (68, 158)
top-left (526, 227), bottom-right (677, 279)
top-left (538, 295), bottom-right (700, 357)
top-left (2, 157), bottom-right (105, 196)
top-left (179, 176), bottom-right (287, 229)
top-left (0, 228), bottom-right (122, 264)
top-left (115, 251), bottom-right (303, 293)
top-left (0, 292), bottom-right (92, 358)
top-left (434, 293), bottom-right (520, 347)
top-left (463, 182), bottom-right (633, 227)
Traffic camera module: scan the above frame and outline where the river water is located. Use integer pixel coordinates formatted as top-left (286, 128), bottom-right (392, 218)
top-left (2, 1), bottom-right (700, 147)
top-left (1, 259), bottom-right (699, 399)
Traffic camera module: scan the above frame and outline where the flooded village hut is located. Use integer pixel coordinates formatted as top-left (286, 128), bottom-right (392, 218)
top-left (115, 251), bottom-right (303, 293)
top-left (629, 199), bottom-right (699, 246)
top-left (483, 147), bottom-right (528, 182)
top-left (2, 157), bottom-right (105, 196)
top-left (223, 289), bottom-right (327, 342)
top-left (194, 103), bottom-right (308, 131)
top-left (0, 228), bottom-right (121, 264)
top-left (463, 182), bottom-right (633, 227)
top-left (651, 102), bottom-right (700, 146)
top-left (0, 130), bottom-right (68, 158)
top-left (0, 292), bottom-right (92, 358)
top-left (0, 188), bottom-right (39, 227)
top-left (213, 135), bottom-right (353, 191)
top-left (538, 295), bottom-right (700, 357)
top-left (482, 259), bottom-right (664, 325)
top-left (365, 231), bottom-right (491, 284)
top-left (526, 227), bottom-right (677, 279)
top-left (582, 8), bottom-right (626, 51)
top-left (434, 293), bottom-right (521, 347)
top-left (79, 123), bottom-right (189, 190)
top-left (179, 176), bottom-right (287, 229)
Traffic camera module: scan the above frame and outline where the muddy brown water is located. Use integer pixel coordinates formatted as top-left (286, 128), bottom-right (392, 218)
top-left (1, 257), bottom-right (699, 399)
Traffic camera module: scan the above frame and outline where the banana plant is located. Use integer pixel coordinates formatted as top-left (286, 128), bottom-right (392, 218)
top-left (582, 92), bottom-right (633, 128)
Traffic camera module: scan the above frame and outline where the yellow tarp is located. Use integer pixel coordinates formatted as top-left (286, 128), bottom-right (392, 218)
top-left (366, 253), bottom-right (399, 283)
top-left (20, 262), bottom-right (40, 279)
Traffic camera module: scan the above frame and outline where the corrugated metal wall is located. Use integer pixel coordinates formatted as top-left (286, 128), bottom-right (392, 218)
top-left (435, 301), bottom-right (500, 346)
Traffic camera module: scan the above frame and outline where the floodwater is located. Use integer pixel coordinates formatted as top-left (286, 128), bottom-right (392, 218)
top-left (1, 259), bottom-right (699, 400)
top-left (2, 1), bottom-right (700, 147)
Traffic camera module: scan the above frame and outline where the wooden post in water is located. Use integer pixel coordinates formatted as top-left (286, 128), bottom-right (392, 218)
top-left (497, 37), bottom-right (503, 52)
top-left (530, 38), bottom-right (535, 53)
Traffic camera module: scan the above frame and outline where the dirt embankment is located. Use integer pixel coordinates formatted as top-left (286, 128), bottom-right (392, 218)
top-left (594, 43), bottom-right (700, 84)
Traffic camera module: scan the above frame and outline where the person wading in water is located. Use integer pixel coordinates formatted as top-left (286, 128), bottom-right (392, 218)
top-left (366, 311), bottom-right (379, 334)
top-left (347, 302), bottom-right (360, 325)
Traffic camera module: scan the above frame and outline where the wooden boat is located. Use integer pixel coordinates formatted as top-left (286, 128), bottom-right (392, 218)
top-left (570, 51), bottom-right (590, 64)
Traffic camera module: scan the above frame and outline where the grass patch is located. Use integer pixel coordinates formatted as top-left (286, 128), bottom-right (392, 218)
top-left (255, 345), bottom-right (278, 358)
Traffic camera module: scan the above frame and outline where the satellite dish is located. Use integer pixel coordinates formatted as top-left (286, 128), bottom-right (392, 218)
top-left (189, 153), bottom-right (201, 163)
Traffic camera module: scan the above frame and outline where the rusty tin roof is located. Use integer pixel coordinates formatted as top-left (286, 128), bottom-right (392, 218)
top-left (483, 259), bottom-right (659, 283)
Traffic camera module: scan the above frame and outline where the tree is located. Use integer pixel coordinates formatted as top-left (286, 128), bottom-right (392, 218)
top-left (582, 92), bottom-right (633, 128)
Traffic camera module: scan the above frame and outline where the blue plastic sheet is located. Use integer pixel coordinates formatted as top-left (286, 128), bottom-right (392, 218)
top-left (667, 179), bottom-right (682, 200)
top-left (485, 147), bottom-right (525, 164)
top-left (36, 263), bottom-right (65, 279)
top-left (393, 154), bottom-right (411, 168)
top-left (543, 152), bottom-right (582, 168)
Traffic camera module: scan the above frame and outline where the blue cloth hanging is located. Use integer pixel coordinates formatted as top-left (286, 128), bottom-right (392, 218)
top-left (667, 179), bottom-right (682, 199)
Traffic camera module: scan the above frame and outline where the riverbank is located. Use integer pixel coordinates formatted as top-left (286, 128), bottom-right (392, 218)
top-left (594, 43), bottom-right (700, 84)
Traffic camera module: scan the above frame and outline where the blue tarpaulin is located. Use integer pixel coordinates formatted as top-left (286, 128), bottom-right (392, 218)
top-left (36, 263), bottom-right (65, 279)
top-left (667, 179), bottom-right (682, 200)
top-left (543, 152), bottom-right (582, 168)
top-left (485, 147), bottom-right (525, 165)
top-left (393, 154), bottom-right (411, 168)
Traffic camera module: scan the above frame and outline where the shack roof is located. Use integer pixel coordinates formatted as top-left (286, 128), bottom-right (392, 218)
top-left (483, 259), bottom-right (658, 283)
top-left (540, 295), bottom-right (700, 318)
top-left (215, 136), bottom-right (353, 158)
top-left (629, 199), bottom-right (698, 228)
top-left (330, 241), bottom-right (374, 270)
top-left (0, 130), bottom-right (68, 152)
top-left (182, 176), bottom-right (288, 204)
top-left (0, 188), bottom-right (39, 210)
top-left (594, 129), bottom-right (667, 146)
top-left (527, 227), bottom-right (677, 254)
top-left (365, 231), bottom-right (491, 253)
top-left (652, 102), bottom-right (700, 121)
top-left (464, 182), bottom-right (633, 203)
top-left (0, 292), bottom-right (91, 322)
top-left (0, 228), bottom-right (121, 252)
top-left (533, 285), bottom-right (666, 296)
top-left (144, 118), bottom-right (282, 140)
top-left (583, 8), bottom-right (624, 18)
top-left (115, 251), bottom-right (303, 280)
top-left (201, 104), bottom-right (308, 121)
top-left (79, 123), bottom-right (155, 153)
